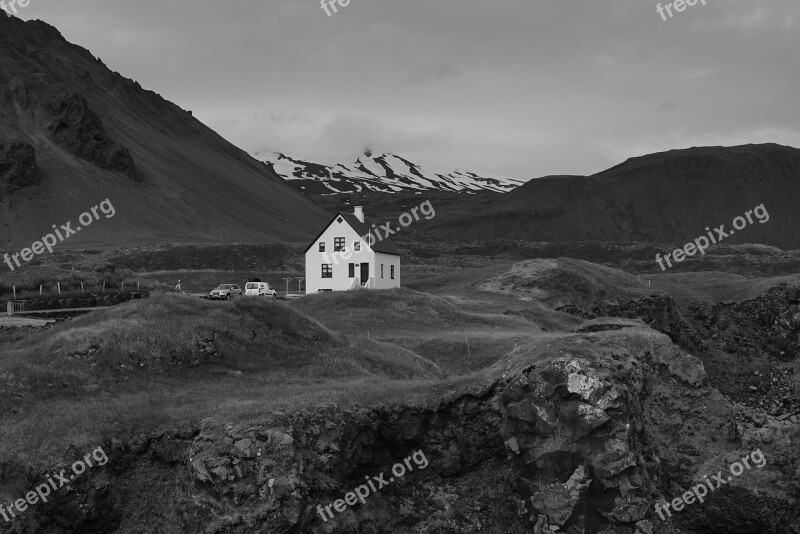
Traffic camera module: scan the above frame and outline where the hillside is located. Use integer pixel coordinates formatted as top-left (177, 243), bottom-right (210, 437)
top-left (255, 151), bottom-right (526, 194)
top-left (423, 143), bottom-right (800, 249)
top-left (1, 285), bottom-right (798, 533)
top-left (0, 14), bottom-right (329, 250)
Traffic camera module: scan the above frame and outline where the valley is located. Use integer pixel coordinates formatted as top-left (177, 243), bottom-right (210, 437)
top-left (1, 251), bottom-right (798, 532)
top-left (0, 7), bottom-right (799, 533)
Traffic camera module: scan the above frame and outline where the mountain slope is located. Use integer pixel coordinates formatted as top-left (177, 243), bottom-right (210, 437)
top-left (255, 151), bottom-right (526, 194)
top-left (425, 143), bottom-right (800, 249)
top-left (0, 14), bottom-right (329, 250)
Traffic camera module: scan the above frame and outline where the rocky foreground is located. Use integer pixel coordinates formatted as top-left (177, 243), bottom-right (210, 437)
top-left (2, 288), bottom-right (799, 534)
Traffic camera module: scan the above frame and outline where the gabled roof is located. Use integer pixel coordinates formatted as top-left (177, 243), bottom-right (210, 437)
top-left (303, 212), bottom-right (401, 256)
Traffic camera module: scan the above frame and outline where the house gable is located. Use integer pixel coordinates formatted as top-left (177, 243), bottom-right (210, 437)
top-left (303, 213), bottom-right (348, 255)
top-left (303, 212), bottom-right (401, 256)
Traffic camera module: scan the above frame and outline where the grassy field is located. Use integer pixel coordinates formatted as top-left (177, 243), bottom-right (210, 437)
top-left (289, 288), bottom-right (543, 376)
top-left (0, 289), bottom-right (531, 466)
top-left (3, 255), bottom-right (797, 470)
top-left (645, 271), bottom-right (800, 307)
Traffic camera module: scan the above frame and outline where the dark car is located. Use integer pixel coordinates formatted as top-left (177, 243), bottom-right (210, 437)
top-left (209, 284), bottom-right (242, 300)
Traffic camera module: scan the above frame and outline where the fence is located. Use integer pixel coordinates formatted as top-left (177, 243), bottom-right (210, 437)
top-left (6, 301), bottom-right (25, 315)
top-left (0, 278), bottom-right (142, 299)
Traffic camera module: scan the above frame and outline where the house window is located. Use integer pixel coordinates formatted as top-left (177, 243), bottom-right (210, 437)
top-left (381, 264), bottom-right (384, 278)
top-left (348, 263), bottom-right (355, 278)
top-left (321, 264), bottom-right (333, 278)
top-left (391, 265), bottom-right (395, 279)
top-left (334, 237), bottom-right (345, 251)
top-left (319, 242), bottom-right (325, 252)
top-left (354, 241), bottom-right (361, 251)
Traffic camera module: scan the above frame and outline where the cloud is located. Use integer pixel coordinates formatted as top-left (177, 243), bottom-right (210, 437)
top-left (656, 99), bottom-right (685, 113)
top-left (19, 0), bottom-right (800, 178)
top-left (215, 111), bottom-right (454, 164)
top-left (317, 114), bottom-right (454, 154)
top-left (401, 63), bottom-right (461, 85)
top-left (253, 108), bottom-right (314, 126)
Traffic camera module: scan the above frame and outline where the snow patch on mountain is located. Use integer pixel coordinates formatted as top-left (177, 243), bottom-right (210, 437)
top-left (253, 151), bottom-right (526, 194)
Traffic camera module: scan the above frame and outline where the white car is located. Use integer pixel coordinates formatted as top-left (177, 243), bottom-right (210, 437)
top-left (245, 281), bottom-right (277, 298)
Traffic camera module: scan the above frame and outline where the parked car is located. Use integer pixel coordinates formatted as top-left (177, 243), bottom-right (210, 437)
top-left (209, 284), bottom-right (242, 300)
top-left (245, 281), bottom-right (277, 298)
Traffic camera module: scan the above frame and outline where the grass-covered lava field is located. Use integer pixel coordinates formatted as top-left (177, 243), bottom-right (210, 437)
top-left (1, 245), bottom-right (799, 533)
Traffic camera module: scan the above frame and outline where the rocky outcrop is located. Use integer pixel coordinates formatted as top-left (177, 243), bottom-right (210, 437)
top-left (183, 397), bottom-right (505, 533)
top-left (46, 92), bottom-right (139, 180)
top-left (689, 284), bottom-right (800, 363)
top-left (604, 294), bottom-right (702, 351)
top-left (7, 74), bottom-right (139, 180)
top-left (596, 285), bottom-right (800, 420)
top-left (498, 333), bottom-right (681, 533)
top-left (5, 328), bottom-right (798, 533)
top-left (0, 138), bottom-right (37, 195)
top-left (162, 329), bottom-right (796, 533)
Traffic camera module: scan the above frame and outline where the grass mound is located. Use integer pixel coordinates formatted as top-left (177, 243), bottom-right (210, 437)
top-left (0, 292), bottom-right (450, 463)
top-left (0, 292), bottom-right (451, 387)
top-left (478, 258), bottom-right (651, 314)
top-left (4, 292), bottom-right (339, 374)
top-left (290, 287), bottom-right (522, 335)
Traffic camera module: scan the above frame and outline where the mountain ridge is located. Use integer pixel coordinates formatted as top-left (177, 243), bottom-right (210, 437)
top-left (421, 143), bottom-right (800, 249)
top-left (254, 151), bottom-right (527, 194)
top-left (0, 14), bottom-right (329, 250)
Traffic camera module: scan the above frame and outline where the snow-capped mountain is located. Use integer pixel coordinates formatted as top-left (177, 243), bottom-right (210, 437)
top-left (253, 151), bottom-right (526, 194)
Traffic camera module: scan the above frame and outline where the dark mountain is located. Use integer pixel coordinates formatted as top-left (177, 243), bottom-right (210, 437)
top-left (0, 13), bottom-right (329, 249)
top-left (425, 143), bottom-right (800, 249)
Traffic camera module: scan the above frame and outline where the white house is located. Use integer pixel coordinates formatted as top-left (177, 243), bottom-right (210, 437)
top-left (304, 206), bottom-right (400, 293)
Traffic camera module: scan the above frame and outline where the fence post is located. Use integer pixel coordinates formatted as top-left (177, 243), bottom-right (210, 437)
top-left (57, 282), bottom-right (61, 295)
top-left (81, 282), bottom-right (84, 293)
top-left (137, 281), bottom-right (140, 291)
top-left (13, 285), bottom-right (15, 299)
top-left (103, 281), bottom-right (106, 293)
top-left (121, 282), bottom-right (124, 292)
top-left (7, 301), bottom-right (12, 316)
top-left (39, 285), bottom-right (43, 296)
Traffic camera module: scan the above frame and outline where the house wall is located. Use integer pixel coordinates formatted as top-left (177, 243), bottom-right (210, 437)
top-left (372, 252), bottom-right (400, 289)
top-left (305, 218), bottom-right (373, 293)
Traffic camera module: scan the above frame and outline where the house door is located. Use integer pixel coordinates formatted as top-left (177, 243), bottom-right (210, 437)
top-left (360, 263), bottom-right (369, 285)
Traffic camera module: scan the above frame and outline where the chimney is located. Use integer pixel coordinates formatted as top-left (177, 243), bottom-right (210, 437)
top-left (353, 206), bottom-right (364, 223)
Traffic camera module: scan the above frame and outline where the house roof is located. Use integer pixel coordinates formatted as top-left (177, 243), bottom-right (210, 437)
top-left (303, 212), bottom-right (401, 256)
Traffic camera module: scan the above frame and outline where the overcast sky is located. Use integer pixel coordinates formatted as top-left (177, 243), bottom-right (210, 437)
top-left (15, 0), bottom-right (800, 179)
